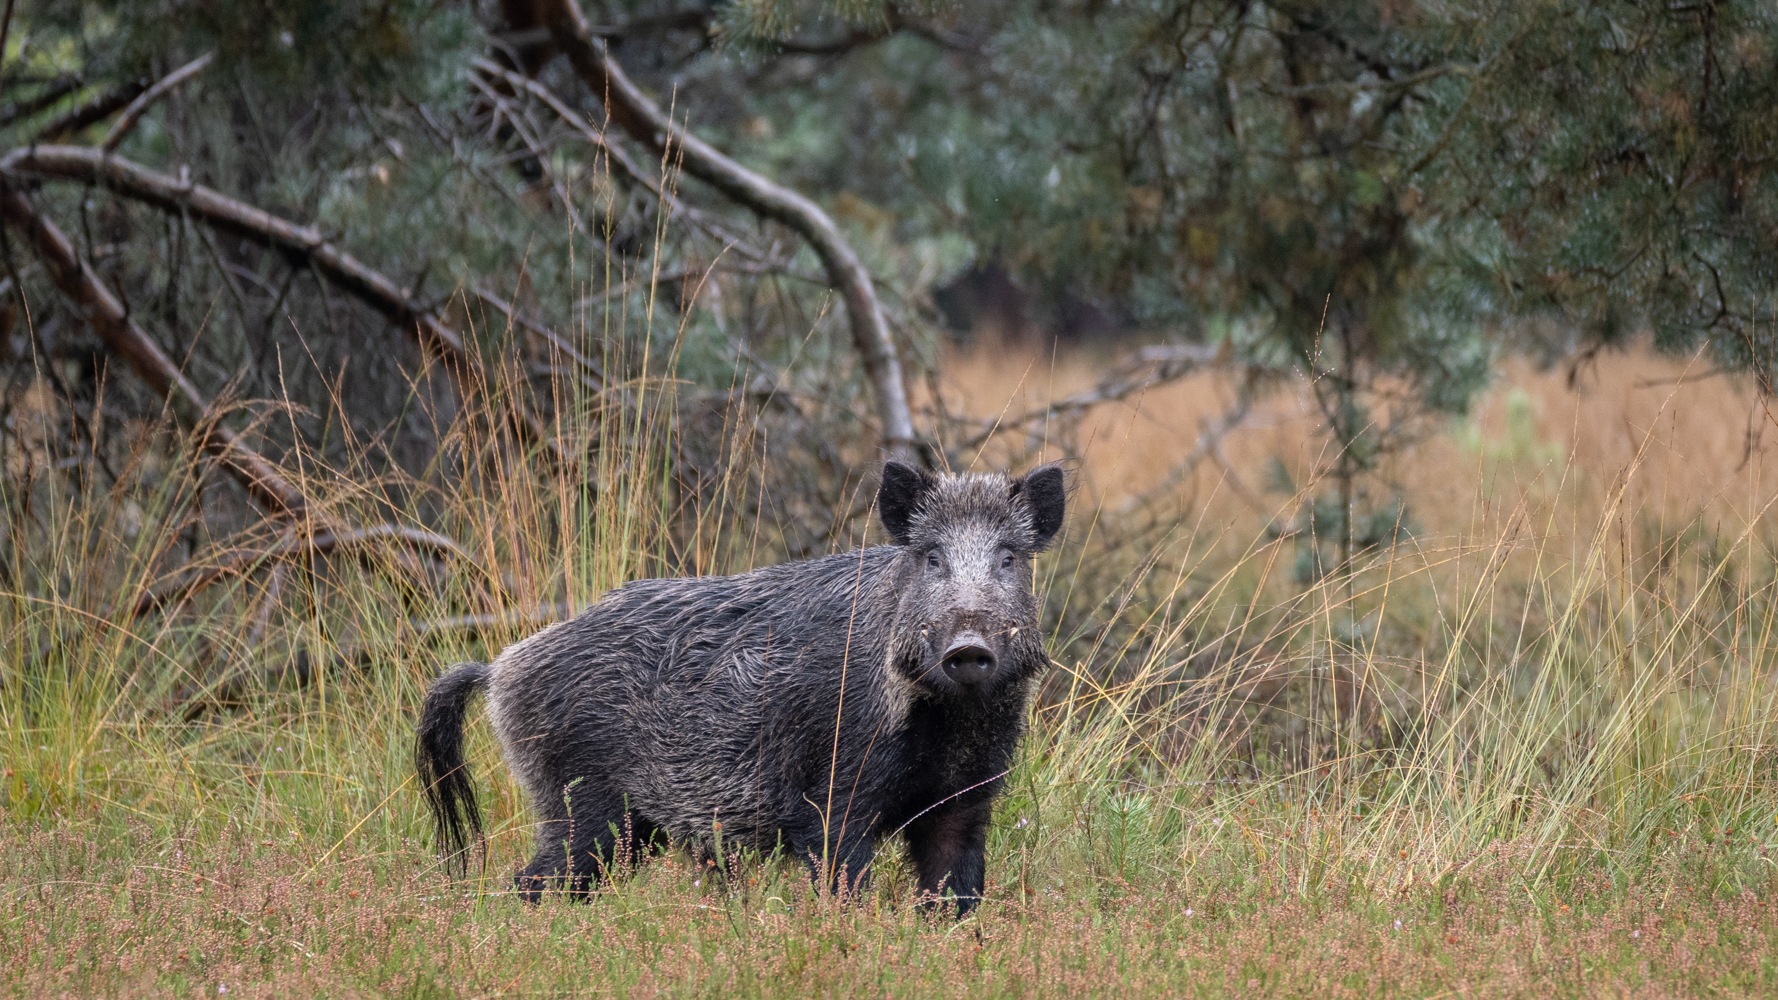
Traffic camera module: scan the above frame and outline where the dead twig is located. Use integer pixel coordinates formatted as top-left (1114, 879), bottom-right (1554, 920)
top-left (100, 51), bottom-right (214, 153)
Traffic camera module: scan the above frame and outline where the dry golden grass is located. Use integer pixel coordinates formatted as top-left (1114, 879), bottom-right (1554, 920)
top-left (941, 339), bottom-right (1778, 540)
top-left (8, 334), bottom-right (1778, 998)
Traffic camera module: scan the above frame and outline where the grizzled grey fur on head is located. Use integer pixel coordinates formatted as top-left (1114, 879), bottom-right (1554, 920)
top-left (414, 461), bottom-right (1066, 915)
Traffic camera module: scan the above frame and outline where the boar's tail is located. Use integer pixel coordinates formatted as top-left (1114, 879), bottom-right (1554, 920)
top-left (415, 660), bottom-right (491, 875)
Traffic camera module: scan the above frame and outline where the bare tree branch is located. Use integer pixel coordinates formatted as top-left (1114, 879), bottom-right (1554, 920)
top-left (0, 145), bottom-right (552, 446)
top-left (1127, 371), bottom-right (1266, 514)
top-left (0, 185), bottom-right (307, 515)
top-left (539, 0), bottom-right (918, 460)
top-left (469, 56), bottom-right (779, 263)
top-left (100, 51), bottom-right (214, 153)
top-left (954, 343), bottom-right (1236, 452)
top-left (5, 146), bottom-right (470, 365)
top-left (469, 56), bottom-right (660, 201)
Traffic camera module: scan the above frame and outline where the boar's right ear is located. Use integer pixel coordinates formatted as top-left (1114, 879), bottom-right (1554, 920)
top-left (877, 460), bottom-right (936, 545)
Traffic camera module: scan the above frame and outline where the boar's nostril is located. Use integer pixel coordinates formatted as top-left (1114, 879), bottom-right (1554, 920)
top-left (940, 633), bottom-right (997, 685)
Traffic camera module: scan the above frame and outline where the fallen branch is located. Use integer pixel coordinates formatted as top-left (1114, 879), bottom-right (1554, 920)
top-left (133, 522), bottom-right (487, 617)
top-left (0, 186), bottom-right (307, 515)
top-left (539, 0), bottom-right (917, 460)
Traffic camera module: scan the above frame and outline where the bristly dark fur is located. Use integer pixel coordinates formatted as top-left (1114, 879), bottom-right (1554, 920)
top-left (413, 462), bottom-right (1067, 915)
top-left (415, 660), bottom-right (490, 875)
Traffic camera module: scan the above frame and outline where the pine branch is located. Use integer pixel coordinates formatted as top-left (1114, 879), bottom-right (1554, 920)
top-left (100, 51), bottom-right (214, 153)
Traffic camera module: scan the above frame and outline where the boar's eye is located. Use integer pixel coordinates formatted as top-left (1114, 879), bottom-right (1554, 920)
top-left (1000, 552), bottom-right (1016, 570)
top-left (926, 551), bottom-right (941, 571)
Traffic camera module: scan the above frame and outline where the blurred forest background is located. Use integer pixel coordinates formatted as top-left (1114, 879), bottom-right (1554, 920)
top-left (2, 0), bottom-right (1777, 756)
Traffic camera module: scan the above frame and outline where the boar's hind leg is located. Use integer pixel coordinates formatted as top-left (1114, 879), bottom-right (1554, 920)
top-left (514, 787), bottom-right (654, 903)
top-left (904, 797), bottom-right (992, 917)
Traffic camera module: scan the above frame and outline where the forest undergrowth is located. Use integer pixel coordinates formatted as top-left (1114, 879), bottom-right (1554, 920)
top-left (6, 335), bottom-right (1778, 998)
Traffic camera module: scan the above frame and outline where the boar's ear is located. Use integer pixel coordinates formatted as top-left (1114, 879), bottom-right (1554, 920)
top-left (878, 461), bottom-right (936, 545)
top-left (1011, 465), bottom-right (1067, 550)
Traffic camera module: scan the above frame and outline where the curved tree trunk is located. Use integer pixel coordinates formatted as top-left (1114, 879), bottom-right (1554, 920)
top-left (538, 0), bottom-right (918, 462)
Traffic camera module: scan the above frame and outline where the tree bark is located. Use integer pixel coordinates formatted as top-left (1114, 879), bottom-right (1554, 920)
top-left (0, 186), bottom-right (307, 516)
top-left (537, 0), bottom-right (917, 461)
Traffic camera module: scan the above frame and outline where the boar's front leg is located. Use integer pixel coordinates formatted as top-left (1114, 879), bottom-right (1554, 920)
top-left (904, 796), bottom-right (992, 916)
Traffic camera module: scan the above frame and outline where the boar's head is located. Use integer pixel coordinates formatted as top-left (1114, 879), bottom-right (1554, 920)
top-left (878, 461), bottom-right (1066, 697)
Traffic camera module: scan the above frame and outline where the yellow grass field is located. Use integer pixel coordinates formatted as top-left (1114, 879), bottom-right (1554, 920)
top-left (943, 340), bottom-right (1778, 539)
top-left (7, 337), bottom-right (1778, 997)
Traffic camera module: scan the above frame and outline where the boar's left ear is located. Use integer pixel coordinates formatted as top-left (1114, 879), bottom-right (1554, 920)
top-left (1010, 465), bottom-right (1067, 550)
top-left (878, 460), bottom-right (937, 546)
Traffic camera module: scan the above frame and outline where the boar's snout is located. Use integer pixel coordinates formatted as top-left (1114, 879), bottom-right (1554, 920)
top-left (939, 631), bottom-right (998, 687)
